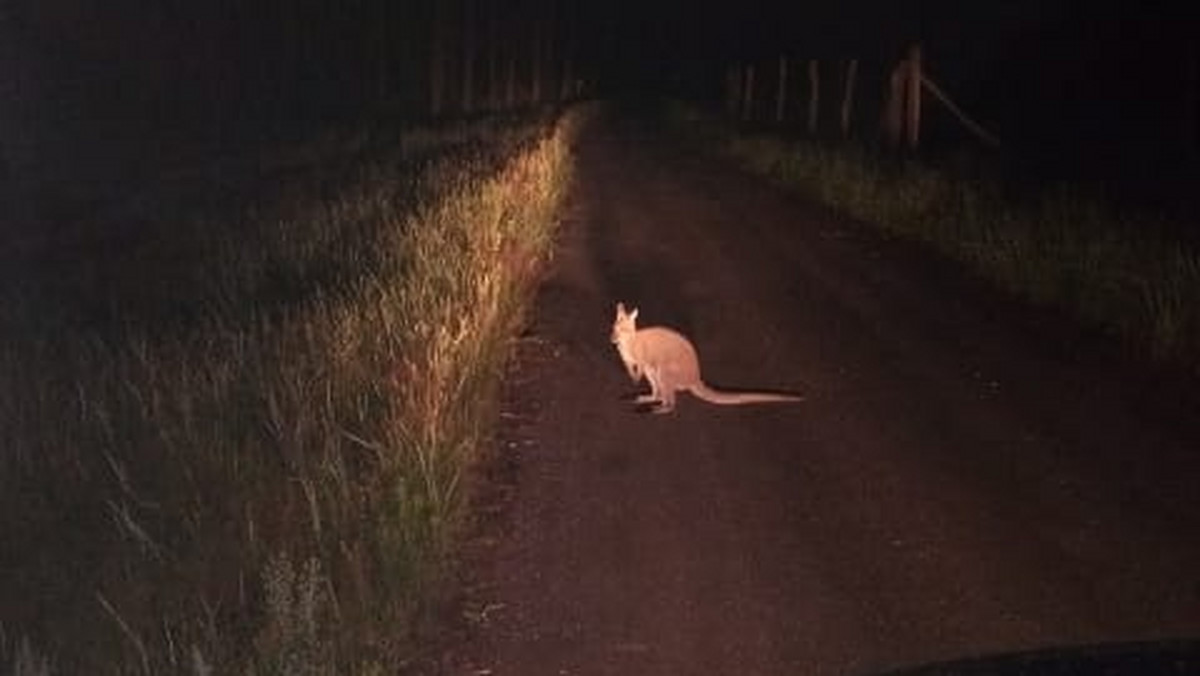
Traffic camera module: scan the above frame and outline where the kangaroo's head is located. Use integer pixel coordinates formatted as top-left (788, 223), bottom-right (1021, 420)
top-left (611, 302), bottom-right (639, 345)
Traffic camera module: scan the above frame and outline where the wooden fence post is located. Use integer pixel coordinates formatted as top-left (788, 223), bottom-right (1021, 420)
top-left (883, 46), bottom-right (921, 150)
top-left (841, 59), bottom-right (858, 138)
top-left (905, 44), bottom-right (922, 150)
top-left (883, 58), bottom-right (904, 148)
top-left (776, 55), bottom-right (788, 124)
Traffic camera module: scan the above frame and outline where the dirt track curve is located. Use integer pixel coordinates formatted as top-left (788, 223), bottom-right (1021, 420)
top-left (438, 104), bottom-right (1200, 676)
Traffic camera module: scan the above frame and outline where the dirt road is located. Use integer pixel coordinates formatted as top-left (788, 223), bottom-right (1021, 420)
top-left (442, 106), bottom-right (1200, 675)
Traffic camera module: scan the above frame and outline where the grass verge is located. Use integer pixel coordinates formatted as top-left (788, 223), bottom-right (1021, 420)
top-left (665, 102), bottom-right (1200, 371)
top-left (1, 106), bottom-right (580, 673)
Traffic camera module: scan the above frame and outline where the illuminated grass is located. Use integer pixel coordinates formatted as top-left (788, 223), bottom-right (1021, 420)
top-left (667, 103), bottom-right (1200, 371)
top-left (0, 107), bottom-right (579, 672)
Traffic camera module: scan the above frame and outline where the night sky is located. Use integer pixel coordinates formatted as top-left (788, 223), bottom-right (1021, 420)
top-left (2, 1), bottom-right (1196, 201)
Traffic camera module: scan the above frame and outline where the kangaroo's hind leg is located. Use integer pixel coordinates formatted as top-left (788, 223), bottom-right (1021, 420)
top-left (652, 389), bottom-right (676, 413)
top-left (635, 366), bottom-right (664, 407)
top-left (642, 368), bottom-right (676, 414)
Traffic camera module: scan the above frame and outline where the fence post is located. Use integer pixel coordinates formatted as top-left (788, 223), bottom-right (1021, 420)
top-left (841, 59), bottom-right (858, 138)
top-left (883, 46), bottom-right (922, 150)
top-left (905, 44), bottom-right (922, 150)
top-left (883, 60), bottom-right (903, 148)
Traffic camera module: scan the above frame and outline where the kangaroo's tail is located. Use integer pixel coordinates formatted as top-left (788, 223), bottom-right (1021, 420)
top-left (690, 382), bottom-right (804, 406)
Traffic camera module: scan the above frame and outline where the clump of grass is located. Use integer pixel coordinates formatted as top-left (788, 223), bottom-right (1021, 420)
top-left (667, 103), bottom-right (1200, 371)
top-left (5, 636), bottom-right (54, 676)
top-left (254, 554), bottom-right (335, 675)
top-left (0, 105), bottom-right (579, 673)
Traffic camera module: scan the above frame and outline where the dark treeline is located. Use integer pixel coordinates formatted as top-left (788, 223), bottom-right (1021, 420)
top-left (4, 1), bottom-right (1195, 218)
top-left (1, 0), bottom-right (583, 213)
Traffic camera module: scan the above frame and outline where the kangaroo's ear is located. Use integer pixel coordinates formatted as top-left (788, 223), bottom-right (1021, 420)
top-left (629, 307), bottom-right (639, 322)
top-left (616, 302), bottom-right (626, 316)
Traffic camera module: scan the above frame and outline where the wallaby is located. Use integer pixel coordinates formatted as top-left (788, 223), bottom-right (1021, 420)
top-left (610, 302), bottom-right (804, 413)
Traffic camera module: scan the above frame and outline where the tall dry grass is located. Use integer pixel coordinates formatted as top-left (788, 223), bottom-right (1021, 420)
top-left (1, 106), bottom-right (579, 673)
top-left (666, 103), bottom-right (1200, 370)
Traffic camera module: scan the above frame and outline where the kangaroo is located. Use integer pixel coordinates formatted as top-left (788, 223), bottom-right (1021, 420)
top-left (610, 302), bottom-right (804, 413)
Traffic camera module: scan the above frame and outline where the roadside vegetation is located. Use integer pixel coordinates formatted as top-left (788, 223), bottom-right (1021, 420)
top-left (666, 103), bottom-right (1200, 372)
top-left (1, 106), bottom-right (579, 673)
